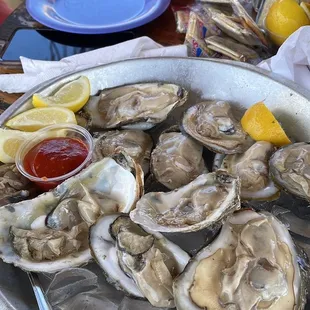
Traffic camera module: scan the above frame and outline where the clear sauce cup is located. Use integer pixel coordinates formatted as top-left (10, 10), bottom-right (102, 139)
top-left (15, 124), bottom-right (94, 191)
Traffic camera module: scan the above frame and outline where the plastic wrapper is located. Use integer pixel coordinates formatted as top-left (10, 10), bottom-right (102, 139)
top-left (171, 6), bottom-right (190, 33)
top-left (44, 265), bottom-right (124, 310)
top-left (193, 1), bottom-right (268, 48)
top-left (198, 0), bottom-right (254, 15)
top-left (256, 0), bottom-right (276, 27)
top-left (184, 2), bottom-right (267, 61)
top-left (230, 0), bottom-right (268, 46)
top-left (198, 0), bottom-right (232, 4)
top-left (205, 35), bottom-right (262, 64)
top-left (184, 9), bottom-right (222, 57)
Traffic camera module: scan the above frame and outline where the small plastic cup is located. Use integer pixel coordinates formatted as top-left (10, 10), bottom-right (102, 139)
top-left (15, 124), bottom-right (94, 191)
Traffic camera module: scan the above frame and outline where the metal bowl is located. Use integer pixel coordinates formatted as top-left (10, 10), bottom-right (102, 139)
top-left (1, 57), bottom-right (310, 310)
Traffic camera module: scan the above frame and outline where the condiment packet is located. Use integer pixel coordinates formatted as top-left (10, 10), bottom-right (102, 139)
top-left (171, 6), bottom-right (190, 33)
top-left (184, 9), bottom-right (222, 57)
top-left (205, 35), bottom-right (261, 63)
top-left (184, 1), bottom-right (269, 58)
top-left (230, 0), bottom-right (268, 46)
top-left (200, 4), bottom-right (265, 47)
top-left (198, 0), bottom-right (232, 4)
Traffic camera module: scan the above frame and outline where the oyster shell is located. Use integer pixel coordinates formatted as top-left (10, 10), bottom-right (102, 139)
top-left (90, 214), bottom-right (190, 308)
top-left (173, 210), bottom-right (306, 310)
top-left (130, 171), bottom-right (240, 233)
top-left (215, 141), bottom-right (280, 200)
top-left (150, 131), bottom-right (207, 190)
top-left (83, 83), bottom-right (188, 130)
top-left (182, 101), bottom-right (253, 154)
top-left (0, 164), bottom-right (33, 205)
top-left (0, 157), bottom-right (142, 272)
top-left (93, 130), bottom-right (153, 174)
top-left (269, 142), bottom-right (310, 201)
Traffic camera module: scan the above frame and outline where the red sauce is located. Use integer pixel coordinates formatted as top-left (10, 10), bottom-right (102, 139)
top-left (24, 137), bottom-right (89, 180)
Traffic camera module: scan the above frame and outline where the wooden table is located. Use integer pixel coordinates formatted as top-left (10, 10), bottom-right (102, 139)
top-left (0, 0), bottom-right (193, 113)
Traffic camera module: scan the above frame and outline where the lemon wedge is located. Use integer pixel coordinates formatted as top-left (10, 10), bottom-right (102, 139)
top-left (241, 102), bottom-right (291, 147)
top-left (0, 129), bottom-right (36, 163)
top-left (265, 0), bottom-right (309, 45)
top-left (6, 107), bottom-right (77, 132)
top-left (32, 76), bottom-right (91, 112)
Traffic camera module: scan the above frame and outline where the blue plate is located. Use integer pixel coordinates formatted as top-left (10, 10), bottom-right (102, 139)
top-left (26, 0), bottom-right (171, 34)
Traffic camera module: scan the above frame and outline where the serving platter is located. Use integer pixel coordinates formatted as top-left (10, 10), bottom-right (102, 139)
top-left (1, 57), bottom-right (310, 309)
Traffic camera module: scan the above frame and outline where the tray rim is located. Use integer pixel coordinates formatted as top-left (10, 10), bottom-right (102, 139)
top-left (1, 56), bottom-right (310, 126)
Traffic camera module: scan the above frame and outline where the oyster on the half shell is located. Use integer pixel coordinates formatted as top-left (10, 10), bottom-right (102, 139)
top-left (151, 131), bottom-right (208, 190)
top-left (182, 101), bottom-right (253, 154)
top-left (93, 130), bottom-right (153, 174)
top-left (215, 141), bottom-right (279, 200)
top-left (130, 170), bottom-right (240, 233)
top-left (0, 156), bottom-right (142, 273)
top-left (173, 210), bottom-right (306, 310)
top-left (0, 164), bottom-right (33, 204)
top-left (90, 214), bottom-right (190, 308)
top-left (83, 83), bottom-right (188, 130)
top-left (269, 142), bottom-right (310, 201)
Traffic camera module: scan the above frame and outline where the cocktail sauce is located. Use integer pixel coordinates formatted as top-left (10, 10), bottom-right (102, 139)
top-left (23, 137), bottom-right (88, 185)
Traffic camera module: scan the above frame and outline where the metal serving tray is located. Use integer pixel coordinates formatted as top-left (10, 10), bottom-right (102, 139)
top-left (1, 57), bottom-right (310, 310)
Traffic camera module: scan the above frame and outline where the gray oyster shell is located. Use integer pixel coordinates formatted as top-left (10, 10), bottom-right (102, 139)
top-left (182, 101), bottom-right (253, 154)
top-left (130, 170), bottom-right (240, 233)
top-left (173, 210), bottom-right (306, 310)
top-left (0, 157), bottom-right (141, 273)
top-left (90, 214), bottom-right (190, 308)
top-left (151, 131), bottom-right (207, 190)
top-left (269, 142), bottom-right (310, 201)
top-left (215, 141), bottom-right (279, 200)
top-left (84, 83), bottom-right (188, 130)
top-left (92, 130), bottom-right (153, 175)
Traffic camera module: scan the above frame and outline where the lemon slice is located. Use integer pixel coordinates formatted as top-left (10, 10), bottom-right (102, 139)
top-left (32, 76), bottom-right (91, 112)
top-left (6, 107), bottom-right (77, 132)
top-left (0, 129), bottom-right (36, 163)
top-left (241, 102), bottom-right (291, 147)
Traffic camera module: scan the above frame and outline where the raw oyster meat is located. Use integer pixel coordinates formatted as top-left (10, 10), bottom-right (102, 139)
top-left (0, 157), bottom-right (142, 272)
top-left (93, 130), bottom-right (153, 174)
top-left (215, 141), bottom-right (279, 200)
top-left (130, 171), bottom-right (240, 233)
top-left (269, 142), bottom-right (310, 201)
top-left (84, 83), bottom-right (188, 130)
top-left (0, 164), bottom-right (32, 204)
top-left (11, 223), bottom-right (88, 262)
top-left (173, 210), bottom-right (306, 310)
top-left (90, 214), bottom-right (190, 308)
top-left (182, 101), bottom-right (253, 154)
top-left (151, 131), bottom-right (207, 190)
top-left (46, 153), bottom-right (143, 231)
